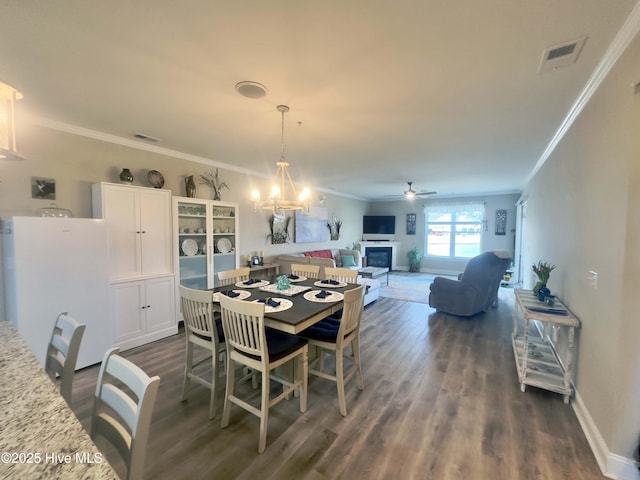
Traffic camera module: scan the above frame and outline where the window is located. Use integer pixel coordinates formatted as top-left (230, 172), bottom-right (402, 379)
top-left (424, 203), bottom-right (485, 258)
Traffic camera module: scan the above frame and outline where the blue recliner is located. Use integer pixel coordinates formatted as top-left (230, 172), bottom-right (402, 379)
top-left (428, 251), bottom-right (511, 316)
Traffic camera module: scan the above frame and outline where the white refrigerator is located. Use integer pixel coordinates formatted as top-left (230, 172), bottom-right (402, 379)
top-left (3, 217), bottom-right (113, 368)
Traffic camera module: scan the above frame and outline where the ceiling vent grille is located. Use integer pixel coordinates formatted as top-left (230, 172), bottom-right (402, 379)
top-left (134, 133), bottom-right (160, 142)
top-left (538, 37), bottom-right (587, 73)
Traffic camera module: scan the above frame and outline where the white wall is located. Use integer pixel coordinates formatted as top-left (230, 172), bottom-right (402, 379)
top-left (0, 123), bottom-right (368, 319)
top-left (522, 31), bottom-right (640, 474)
top-left (368, 193), bottom-right (519, 273)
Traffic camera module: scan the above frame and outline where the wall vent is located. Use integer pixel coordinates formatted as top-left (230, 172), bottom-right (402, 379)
top-left (133, 133), bottom-right (160, 142)
top-left (538, 37), bottom-right (587, 73)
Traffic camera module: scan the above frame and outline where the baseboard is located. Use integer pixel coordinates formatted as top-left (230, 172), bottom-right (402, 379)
top-left (572, 390), bottom-right (640, 479)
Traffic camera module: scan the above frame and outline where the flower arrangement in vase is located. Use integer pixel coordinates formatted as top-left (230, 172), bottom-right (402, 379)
top-left (532, 260), bottom-right (555, 298)
top-left (200, 168), bottom-right (229, 201)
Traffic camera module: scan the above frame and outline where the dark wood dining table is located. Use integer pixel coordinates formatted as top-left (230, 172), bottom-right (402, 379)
top-left (212, 277), bottom-right (356, 334)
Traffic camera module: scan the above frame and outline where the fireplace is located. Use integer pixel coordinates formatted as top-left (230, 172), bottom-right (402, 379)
top-left (366, 247), bottom-right (392, 269)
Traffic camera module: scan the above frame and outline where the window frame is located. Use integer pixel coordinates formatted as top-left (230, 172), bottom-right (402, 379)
top-left (424, 203), bottom-right (485, 259)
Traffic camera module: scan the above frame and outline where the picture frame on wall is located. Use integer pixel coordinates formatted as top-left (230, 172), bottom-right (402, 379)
top-left (406, 213), bottom-right (417, 235)
top-left (31, 176), bottom-right (56, 200)
top-left (495, 209), bottom-right (507, 235)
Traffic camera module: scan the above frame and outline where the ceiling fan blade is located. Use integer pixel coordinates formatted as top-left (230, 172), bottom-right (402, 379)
top-left (415, 191), bottom-right (437, 196)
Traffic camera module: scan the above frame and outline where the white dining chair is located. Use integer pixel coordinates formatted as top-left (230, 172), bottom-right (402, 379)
top-left (217, 267), bottom-right (251, 286)
top-left (324, 267), bottom-right (358, 284)
top-left (299, 284), bottom-right (365, 416)
top-left (180, 285), bottom-right (226, 419)
top-left (91, 348), bottom-right (160, 480)
top-left (45, 312), bottom-right (86, 405)
top-left (219, 295), bottom-right (308, 453)
top-left (291, 263), bottom-right (320, 279)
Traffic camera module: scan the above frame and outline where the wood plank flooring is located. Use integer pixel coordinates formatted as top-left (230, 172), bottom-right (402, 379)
top-left (69, 288), bottom-right (605, 479)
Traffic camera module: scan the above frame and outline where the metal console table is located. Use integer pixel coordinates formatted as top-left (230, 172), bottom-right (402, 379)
top-left (512, 289), bottom-right (581, 404)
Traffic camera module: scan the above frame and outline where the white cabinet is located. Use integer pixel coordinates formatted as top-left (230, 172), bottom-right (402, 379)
top-left (173, 197), bottom-right (239, 319)
top-left (92, 182), bottom-right (177, 350)
top-left (111, 276), bottom-right (176, 350)
top-left (92, 183), bottom-right (172, 281)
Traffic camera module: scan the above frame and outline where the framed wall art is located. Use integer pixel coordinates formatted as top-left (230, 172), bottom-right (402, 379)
top-left (31, 176), bottom-right (55, 200)
top-left (406, 213), bottom-right (417, 235)
top-left (295, 206), bottom-right (329, 243)
top-left (495, 209), bottom-right (507, 235)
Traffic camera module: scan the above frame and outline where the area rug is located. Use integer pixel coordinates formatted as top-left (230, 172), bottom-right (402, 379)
top-left (378, 272), bottom-right (438, 304)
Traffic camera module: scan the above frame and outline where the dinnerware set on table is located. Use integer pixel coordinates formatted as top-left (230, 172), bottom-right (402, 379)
top-left (211, 274), bottom-right (350, 318)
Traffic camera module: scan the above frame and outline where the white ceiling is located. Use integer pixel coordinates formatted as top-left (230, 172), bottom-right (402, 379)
top-left (1, 1), bottom-right (638, 200)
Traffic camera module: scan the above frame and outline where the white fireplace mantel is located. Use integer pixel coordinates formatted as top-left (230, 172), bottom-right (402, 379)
top-left (359, 241), bottom-right (400, 270)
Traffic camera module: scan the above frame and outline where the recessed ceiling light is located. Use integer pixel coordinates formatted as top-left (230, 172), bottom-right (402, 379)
top-left (235, 81), bottom-right (267, 99)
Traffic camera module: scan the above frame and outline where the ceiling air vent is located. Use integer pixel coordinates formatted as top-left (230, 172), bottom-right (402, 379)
top-left (538, 37), bottom-right (587, 73)
top-left (133, 133), bottom-right (160, 142)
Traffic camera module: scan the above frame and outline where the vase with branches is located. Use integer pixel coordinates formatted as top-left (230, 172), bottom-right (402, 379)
top-left (267, 214), bottom-right (291, 244)
top-left (200, 168), bottom-right (229, 201)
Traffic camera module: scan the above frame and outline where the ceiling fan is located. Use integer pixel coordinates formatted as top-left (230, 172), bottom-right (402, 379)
top-left (386, 182), bottom-right (437, 199)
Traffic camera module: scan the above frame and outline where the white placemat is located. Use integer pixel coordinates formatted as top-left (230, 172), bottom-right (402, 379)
top-left (213, 290), bottom-right (251, 302)
top-left (304, 290), bottom-right (345, 303)
top-left (253, 298), bottom-right (293, 313)
top-left (236, 279), bottom-right (270, 288)
top-left (287, 275), bottom-right (307, 282)
top-left (314, 280), bottom-right (347, 288)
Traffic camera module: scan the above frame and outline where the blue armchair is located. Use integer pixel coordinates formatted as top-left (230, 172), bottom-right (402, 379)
top-left (428, 251), bottom-right (511, 316)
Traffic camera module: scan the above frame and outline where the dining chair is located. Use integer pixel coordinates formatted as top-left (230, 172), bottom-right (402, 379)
top-left (45, 312), bottom-right (86, 405)
top-left (291, 263), bottom-right (320, 279)
top-left (91, 348), bottom-right (160, 480)
top-left (219, 295), bottom-right (308, 453)
top-left (217, 267), bottom-right (251, 286)
top-left (299, 284), bottom-right (365, 416)
top-left (324, 266), bottom-right (358, 283)
top-left (179, 285), bottom-right (225, 419)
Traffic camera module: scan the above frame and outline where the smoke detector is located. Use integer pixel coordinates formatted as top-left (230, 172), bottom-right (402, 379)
top-left (538, 37), bottom-right (587, 73)
top-left (235, 81), bottom-right (268, 99)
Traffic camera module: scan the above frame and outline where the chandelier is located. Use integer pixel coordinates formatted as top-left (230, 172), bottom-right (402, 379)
top-left (251, 105), bottom-right (310, 212)
top-left (0, 81), bottom-right (24, 161)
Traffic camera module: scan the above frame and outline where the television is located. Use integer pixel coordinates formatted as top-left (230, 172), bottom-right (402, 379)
top-left (363, 215), bottom-right (396, 234)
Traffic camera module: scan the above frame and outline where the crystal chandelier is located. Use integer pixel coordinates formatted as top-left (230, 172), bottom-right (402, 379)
top-left (251, 105), bottom-right (310, 212)
top-left (0, 81), bottom-right (24, 161)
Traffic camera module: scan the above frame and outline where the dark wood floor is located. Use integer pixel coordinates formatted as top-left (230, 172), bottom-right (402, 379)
top-left (70, 289), bottom-right (605, 479)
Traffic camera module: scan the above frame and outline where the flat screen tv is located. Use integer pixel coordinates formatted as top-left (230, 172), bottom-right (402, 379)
top-left (363, 215), bottom-right (395, 234)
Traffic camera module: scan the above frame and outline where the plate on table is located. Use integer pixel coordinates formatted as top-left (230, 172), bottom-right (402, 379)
top-left (287, 275), bottom-right (307, 282)
top-left (304, 290), bottom-right (344, 303)
top-left (253, 298), bottom-right (293, 313)
top-left (181, 239), bottom-right (198, 256)
top-left (217, 237), bottom-right (232, 254)
top-left (213, 290), bottom-right (251, 302)
top-left (147, 170), bottom-right (165, 188)
top-left (314, 280), bottom-right (347, 288)
top-left (235, 279), bottom-right (270, 288)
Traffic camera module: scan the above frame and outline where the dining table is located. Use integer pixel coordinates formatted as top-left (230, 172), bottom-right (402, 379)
top-left (212, 275), bottom-right (357, 334)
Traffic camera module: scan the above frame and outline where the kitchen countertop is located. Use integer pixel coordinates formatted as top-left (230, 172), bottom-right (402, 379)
top-left (0, 320), bottom-right (117, 479)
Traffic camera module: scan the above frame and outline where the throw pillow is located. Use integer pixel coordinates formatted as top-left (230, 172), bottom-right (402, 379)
top-left (341, 254), bottom-right (356, 267)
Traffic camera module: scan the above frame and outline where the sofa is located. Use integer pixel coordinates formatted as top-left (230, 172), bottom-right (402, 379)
top-left (428, 251), bottom-right (511, 316)
top-left (274, 249), bottom-right (380, 306)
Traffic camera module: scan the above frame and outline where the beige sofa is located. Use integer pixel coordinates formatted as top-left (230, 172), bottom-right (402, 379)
top-left (273, 249), bottom-right (380, 306)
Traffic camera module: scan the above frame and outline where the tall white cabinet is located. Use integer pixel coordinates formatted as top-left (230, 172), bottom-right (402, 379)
top-left (93, 183), bottom-right (176, 350)
top-left (173, 197), bottom-right (239, 319)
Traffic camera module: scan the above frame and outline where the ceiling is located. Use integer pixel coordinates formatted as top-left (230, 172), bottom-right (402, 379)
top-left (1, 1), bottom-right (638, 201)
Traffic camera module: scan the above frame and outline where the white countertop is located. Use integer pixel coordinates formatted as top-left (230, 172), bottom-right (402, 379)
top-left (0, 321), bottom-right (117, 479)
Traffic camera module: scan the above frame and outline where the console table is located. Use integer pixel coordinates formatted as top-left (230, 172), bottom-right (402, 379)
top-left (512, 289), bottom-right (580, 404)
top-left (248, 263), bottom-right (280, 279)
